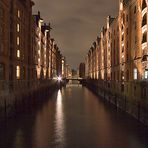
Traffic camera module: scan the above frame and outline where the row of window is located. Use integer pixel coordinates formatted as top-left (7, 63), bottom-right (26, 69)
top-left (0, 64), bottom-right (25, 80)
top-left (109, 68), bottom-right (148, 81)
top-left (17, 10), bottom-right (21, 59)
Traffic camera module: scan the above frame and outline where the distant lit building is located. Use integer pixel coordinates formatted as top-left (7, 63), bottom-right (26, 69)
top-left (56, 47), bottom-right (62, 77)
top-left (33, 11), bottom-right (43, 79)
top-left (72, 69), bottom-right (77, 77)
top-left (41, 23), bottom-right (51, 79)
top-left (79, 63), bottom-right (85, 78)
top-left (66, 64), bottom-right (72, 78)
top-left (62, 57), bottom-right (66, 78)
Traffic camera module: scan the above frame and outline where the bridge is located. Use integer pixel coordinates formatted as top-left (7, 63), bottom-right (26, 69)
top-left (66, 77), bottom-right (84, 81)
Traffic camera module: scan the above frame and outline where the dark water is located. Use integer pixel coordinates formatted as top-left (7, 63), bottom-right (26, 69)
top-left (0, 81), bottom-right (148, 148)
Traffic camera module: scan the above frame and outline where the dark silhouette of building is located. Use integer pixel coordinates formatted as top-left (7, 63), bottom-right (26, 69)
top-left (79, 63), bottom-right (85, 78)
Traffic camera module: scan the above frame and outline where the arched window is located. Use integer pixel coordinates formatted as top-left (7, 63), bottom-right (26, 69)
top-left (142, 32), bottom-right (147, 43)
top-left (142, 13), bottom-right (147, 27)
top-left (142, 0), bottom-right (147, 10)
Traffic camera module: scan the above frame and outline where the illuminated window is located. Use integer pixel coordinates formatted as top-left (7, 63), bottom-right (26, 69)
top-left (17, 37), bottom-right (20, 45)
top-left (133, 68), bottom-right (138, 80)
top-left (144, 71), bottom-right (148, 79)
top-left (17, 50), bottom-right (20, 58)
top-left (120, 2), bottom-right (123, 11)
top-left (17, 10), bottom-right (20, 18)
top-left (16, 65), bottom-right (20, 79)
top-left (17, 24), bottom-right (20, 32)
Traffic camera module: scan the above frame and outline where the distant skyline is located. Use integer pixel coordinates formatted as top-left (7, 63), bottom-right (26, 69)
top-left (33, 0), bottom-right (119, 68)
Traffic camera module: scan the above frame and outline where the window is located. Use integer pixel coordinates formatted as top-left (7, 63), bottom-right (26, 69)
top-left (133, 68), bottom-right (138, 80)
top-left (122, 35), bottom-right (124, 41)
top-left (134, 6), bottom-right (137, 14)
top-left (121, 84), bottom-right (124, 92)
top-left (16, 65), bottom-right (20, 79)
top-left (17, 24), bottom-right (20, 32)
top-left (0, 63), bottom-right (5, 80)
top-left (142, 33), bottom-right (147, 43)
top-left (144, 71), bottom-right (148, 79)
top-left (126, 15), bottom-right (128, 22)
top-left (121, 71), bottom-right (124, 80)
top-left (17, 10), bottom-right (20, 18)
top-left (142, 0), bottom-right (147, 10)
top-left (17, 50), bottom-right (20, 58)
top-left (120, 2), bottom-right (123, 11)
top-left (17, 37), bottom-right (20, 45)
top-left (122, 55), bottom-right (124, 63)
top-left (142, 14), bottom-right (147, 27)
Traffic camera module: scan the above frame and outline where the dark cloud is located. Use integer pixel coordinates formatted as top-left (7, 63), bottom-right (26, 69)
top-left (33, 0), bottom-right (118, 68)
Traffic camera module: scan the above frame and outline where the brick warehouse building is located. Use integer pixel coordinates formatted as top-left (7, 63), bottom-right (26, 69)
top-left (86, 0), bottom-right (148, 122)
top-left (0, 0), bottom-right (10, 81)
top-left (0, 1), bottom-right (66, 93)
top-left (9, 0), bottom-right (34, 82)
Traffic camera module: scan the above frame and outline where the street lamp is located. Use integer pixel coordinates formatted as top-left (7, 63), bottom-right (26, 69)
top-left (57, 76), bottom-right (62, 82)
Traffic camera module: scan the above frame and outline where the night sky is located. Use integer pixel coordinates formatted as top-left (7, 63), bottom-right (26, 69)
top-left (33, 0), bottom-right (119, 68)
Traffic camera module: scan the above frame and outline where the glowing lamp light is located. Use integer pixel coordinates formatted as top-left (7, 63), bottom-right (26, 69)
top-left (57, 76), bottom-right (62, 81)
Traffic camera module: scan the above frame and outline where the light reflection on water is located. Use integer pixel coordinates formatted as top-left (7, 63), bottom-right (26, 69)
top-left (54, 90), bottom-right (65, 146)
top-left (0, 81), bottom-right (148, 148)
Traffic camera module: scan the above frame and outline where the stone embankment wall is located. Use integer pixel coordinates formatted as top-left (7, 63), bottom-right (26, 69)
top-left (0, 79), bottom-right (65, 120)
top-left (82, 79), bottom-right (148, 126)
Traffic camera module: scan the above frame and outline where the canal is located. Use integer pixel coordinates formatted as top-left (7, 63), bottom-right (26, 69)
top-left (0, 81), bottom-right (148, 148)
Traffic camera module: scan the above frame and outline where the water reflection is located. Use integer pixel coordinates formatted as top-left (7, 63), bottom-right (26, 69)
top-left (0, 85), bottom-right (148, 148)
top-left (13, 129), bottom-right (24, 148)
top-left (55, 89), bottom-right (65, 147)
